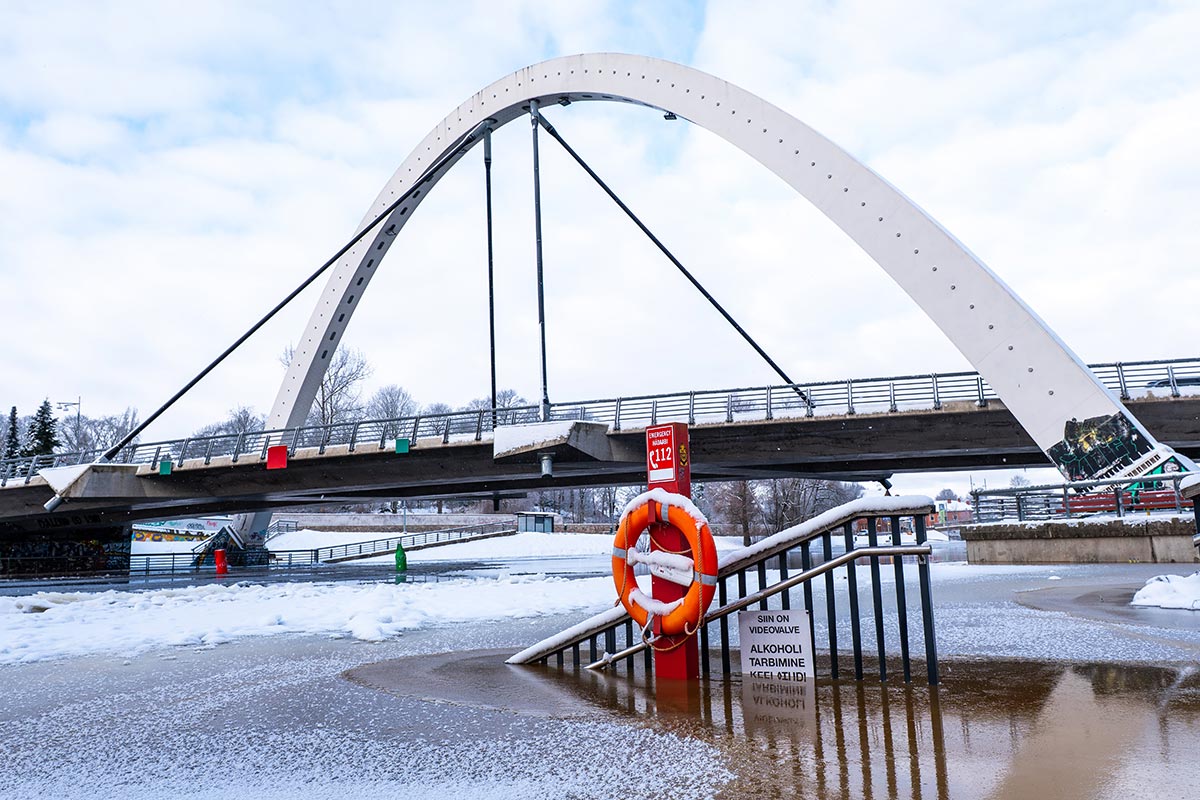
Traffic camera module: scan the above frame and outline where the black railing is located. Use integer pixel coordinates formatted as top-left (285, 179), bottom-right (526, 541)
top-left (971, 473), bottom-right (1197, 524)
top-left (508, 498), bottom-right (939, 685)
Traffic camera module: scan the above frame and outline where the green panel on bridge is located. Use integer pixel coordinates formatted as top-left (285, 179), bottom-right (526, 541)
top-left (395, 438), bottom-right (410, 454)
top-left (158, 461), bottom-right (172, 476)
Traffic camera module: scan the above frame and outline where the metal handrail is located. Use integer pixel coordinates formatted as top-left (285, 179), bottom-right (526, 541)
top-left (316, 522), bottom-right (514, 561)
top-left (4, 355), bottom-right (1198, 486)
top-left (586, 543), bottom-right (931, 669)
top-left (971, 472), bottom-right (1197, 523)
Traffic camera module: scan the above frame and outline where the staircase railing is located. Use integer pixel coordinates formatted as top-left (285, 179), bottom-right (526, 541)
top-left (508, 497), bottom-right (939, 685)
top-left (315, 521), bottom-right (515, 562)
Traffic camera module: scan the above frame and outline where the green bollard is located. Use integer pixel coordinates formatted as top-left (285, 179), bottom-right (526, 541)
top-left (394, 543), bottom-right (407, 573)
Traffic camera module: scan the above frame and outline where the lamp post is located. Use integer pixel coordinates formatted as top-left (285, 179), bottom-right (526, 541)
top-left (55, 396), bottom-right (81, 448)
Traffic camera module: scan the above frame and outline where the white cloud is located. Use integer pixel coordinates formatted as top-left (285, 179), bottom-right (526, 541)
top-left (1, 1), bottom-right (1196, 501)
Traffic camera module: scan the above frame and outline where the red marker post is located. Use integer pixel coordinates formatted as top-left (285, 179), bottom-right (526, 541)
top-left (644, 422), bottom-right (698, 680)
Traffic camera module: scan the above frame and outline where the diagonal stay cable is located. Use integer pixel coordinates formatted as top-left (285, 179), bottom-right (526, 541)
top-left (536, 113), bottom-right (809, 405)
top-left (98, 120), bottom-right (494, 464)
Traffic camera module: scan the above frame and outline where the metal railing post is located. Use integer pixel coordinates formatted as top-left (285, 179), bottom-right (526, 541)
top-left (915, 516), bottom-right (939, 685)
top-left (726, 394), bottom-right (734, 424)
top-left (688, 392), bottom-right (695, 425)
top-left (843, 522), bottom-right (863, 680)
top-left (613, 399), bottom-right (622, 431)
top-left (891, 514), bottom-right (912, 683)
top-left (766, 386), bottom-right (773, 420)
top-left (931, 374), bottom-right (941, 410)
top-left (846, 381), bottom-right (855, 415)
top-left (1117, 362), bottom-right (1129, 400)
top-left (888, 382), bottom-right (897, 413)
top-left (823, 530), bottom-right (838, 679)
top-left (867, 517), bottom-right (887, 682)
top-left (976, 376), bottom-right (988, 408)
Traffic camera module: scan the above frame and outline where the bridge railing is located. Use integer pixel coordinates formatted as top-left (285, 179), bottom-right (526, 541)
top-left (508, 497), bottom-right (940, 685)
top-left (970, 473), bottom-right (1198, 524)
top-left (3, 356), bottom-right (1198, 486)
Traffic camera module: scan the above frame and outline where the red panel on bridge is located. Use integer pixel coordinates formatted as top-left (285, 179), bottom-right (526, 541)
top-left (266, 445), bottom-right (288, 470)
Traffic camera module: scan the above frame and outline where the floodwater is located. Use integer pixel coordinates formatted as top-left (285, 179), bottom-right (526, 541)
top-left (354, 650), bottom-right (1200, 799)
top-left (4, 556), bottom-right (1200, 797)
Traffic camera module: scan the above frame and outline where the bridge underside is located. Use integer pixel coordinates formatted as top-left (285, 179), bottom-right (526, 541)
top-left (2, 397), bottom-right (1198, 536)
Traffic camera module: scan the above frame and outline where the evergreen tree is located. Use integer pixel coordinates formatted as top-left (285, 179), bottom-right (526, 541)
top-left (21, 400), bottom-right (60, 456)
top-left (3, 406), bottom-right (18, 459)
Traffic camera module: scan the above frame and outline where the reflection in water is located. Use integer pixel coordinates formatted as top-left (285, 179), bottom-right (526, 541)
top-left (543, 659), bottom-right (1200, 799)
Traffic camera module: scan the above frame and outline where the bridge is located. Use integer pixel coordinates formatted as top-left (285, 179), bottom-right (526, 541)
top-left (2, 357), bottom-right (1199, 535)
top-left (3, 54), bottom-right (1198, 570)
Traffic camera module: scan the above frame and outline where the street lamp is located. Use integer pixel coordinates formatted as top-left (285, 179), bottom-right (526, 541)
top-left (55, 396), bottom-right (81, 447)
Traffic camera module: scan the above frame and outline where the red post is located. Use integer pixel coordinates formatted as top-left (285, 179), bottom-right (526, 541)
top-left (214, 548), bottom-right (228, 575)
top-left (645, 422), bottom-right (698, 680)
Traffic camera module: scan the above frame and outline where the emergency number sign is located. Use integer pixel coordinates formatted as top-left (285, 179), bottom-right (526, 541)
top-left (646, 424), bottom-right (678, 484)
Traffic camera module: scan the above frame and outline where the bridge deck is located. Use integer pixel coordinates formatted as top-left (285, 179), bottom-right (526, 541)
top-left (2, 395), bottom-right (1198, 535)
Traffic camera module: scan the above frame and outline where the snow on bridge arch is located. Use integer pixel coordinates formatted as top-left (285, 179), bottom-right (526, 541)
top-left (268, 52), bottom-right (1192, 485)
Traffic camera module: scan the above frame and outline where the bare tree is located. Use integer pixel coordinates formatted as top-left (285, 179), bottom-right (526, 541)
top-left (708, 480), bottom-right (762, 545)
top-left (935, 488), bottom-right (958, 502)
top-left (760, 478), bottom-right (862, 532)
top-left (366, 385), bottom-right (416, 420)
top-left (192, 405), bottom-right (265, 438)
top-left (423, 402), bottom-right (454, 437)
top-left (58, 408), bottom-right (142, 453)
top-left (281, 345), bottom-right (373, 427)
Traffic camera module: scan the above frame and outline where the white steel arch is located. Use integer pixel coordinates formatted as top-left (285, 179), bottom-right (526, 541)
top-left (270, 53), bottom-right (1187, 482)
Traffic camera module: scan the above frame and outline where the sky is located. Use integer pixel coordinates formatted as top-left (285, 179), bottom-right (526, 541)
top-left (2, 0), bottom-right (1197, 498)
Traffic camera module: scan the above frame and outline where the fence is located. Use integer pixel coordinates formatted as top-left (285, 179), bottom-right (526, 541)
top-left (315, 522), bottom-right (515, 562)
top-left (4, 356), bottom-right (1197, 487)
top-left (508, 498), bottom-right (939, 685)
top-left (971, 473), bottom-right (1197, 524)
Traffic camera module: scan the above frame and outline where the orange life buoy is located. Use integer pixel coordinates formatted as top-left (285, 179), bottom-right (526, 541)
top-left (611, 491), bottom-right (718, 637)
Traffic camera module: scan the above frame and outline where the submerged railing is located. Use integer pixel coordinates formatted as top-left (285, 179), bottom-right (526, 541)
top-left (508, 497), bottom-right (939, 685)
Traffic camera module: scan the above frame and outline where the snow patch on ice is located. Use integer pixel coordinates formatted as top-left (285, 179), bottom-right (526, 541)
top-left (1131, 571), bottom-right (1200, 610)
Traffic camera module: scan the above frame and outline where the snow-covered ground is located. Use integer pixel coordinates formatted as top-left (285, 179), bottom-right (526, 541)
top-left (9, 527), bottom-right (1198, 668)
top-left (0, 575), bottom-right (620, 665)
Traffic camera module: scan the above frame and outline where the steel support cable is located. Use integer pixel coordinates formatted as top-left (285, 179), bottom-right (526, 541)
top-left (483, 125), bottom-right (498, 428)
top-left (99, 120), bottom-right (494, 464)
top-left (536, 113), bottom-right (809, 406)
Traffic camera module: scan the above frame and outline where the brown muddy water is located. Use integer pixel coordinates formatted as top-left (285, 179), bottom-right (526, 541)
top-left (348, 651), bottom-right (1200, 799)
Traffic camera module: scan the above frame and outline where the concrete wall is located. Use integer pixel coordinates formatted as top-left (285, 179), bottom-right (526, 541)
top-left (961, 517), bottom-right (1199, 564)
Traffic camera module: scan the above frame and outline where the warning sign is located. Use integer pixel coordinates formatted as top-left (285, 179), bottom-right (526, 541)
top-left (738, 609), bottom-right (815, 683)
top-left (645, 424), bottom-right (676, 484)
